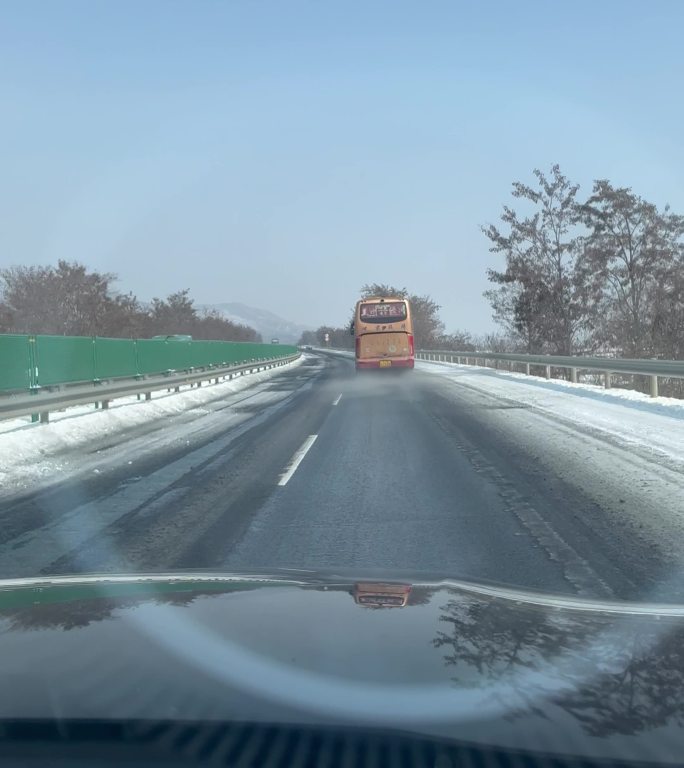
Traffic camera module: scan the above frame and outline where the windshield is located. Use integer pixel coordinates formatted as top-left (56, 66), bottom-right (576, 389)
top-left (1, 1), bottom-right (684, 761)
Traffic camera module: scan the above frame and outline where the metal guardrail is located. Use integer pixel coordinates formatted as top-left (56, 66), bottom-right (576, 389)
top-left (0, 354), bottom-right (300, 424)
top-left (416, 350), bottom-right (684, 397)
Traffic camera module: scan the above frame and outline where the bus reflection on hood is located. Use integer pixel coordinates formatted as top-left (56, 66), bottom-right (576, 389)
top-left (352, 582), bottom-right (412, 608)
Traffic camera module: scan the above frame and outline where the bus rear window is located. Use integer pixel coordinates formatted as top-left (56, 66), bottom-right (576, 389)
top-left (359, 302), bottom-right (407, 323)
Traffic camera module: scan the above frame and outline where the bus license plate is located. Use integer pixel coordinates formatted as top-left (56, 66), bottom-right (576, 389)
top-left (379, 360), bottom-right (392, 368)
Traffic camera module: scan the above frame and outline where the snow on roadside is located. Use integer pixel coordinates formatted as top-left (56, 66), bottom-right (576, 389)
top-left (0, 356), bottom-right (305, 489)
top-left (417, 360), bottom-right (684, 465)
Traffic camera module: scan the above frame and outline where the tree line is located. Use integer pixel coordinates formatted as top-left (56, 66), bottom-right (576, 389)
top-left (0, 261), bottom-right (261, 342)
top-left (483, 165), bottom-right (684, 359)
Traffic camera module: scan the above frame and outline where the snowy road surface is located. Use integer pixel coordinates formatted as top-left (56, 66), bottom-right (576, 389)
top-left (0, 352), bottom-right (683, 602)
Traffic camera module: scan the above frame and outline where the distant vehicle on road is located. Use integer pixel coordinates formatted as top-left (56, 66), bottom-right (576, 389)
top-left (271, 338), bottom-right (280, 344)
top-left (151, 334), bottom-right (193, 341)
top-left (352, 297), bottom-right (414, 371)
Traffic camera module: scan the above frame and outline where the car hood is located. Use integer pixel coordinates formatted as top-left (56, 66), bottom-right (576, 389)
top-left (2, 570), bottom-right (684, 763)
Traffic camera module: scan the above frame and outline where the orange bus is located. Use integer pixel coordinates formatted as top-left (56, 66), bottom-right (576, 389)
top-left (353, 296), bottom-right (415, 370)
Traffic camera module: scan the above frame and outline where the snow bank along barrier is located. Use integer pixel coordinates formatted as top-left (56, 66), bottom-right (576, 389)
top-left (416, 350), bottom-right (684, 398)
top-left (0, 334), bottom-right (299, 424)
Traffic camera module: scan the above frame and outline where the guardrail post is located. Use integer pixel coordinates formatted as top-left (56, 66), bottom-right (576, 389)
top-left (545, 365), bottom-right (551, 380)
top-left (29, 383), bottom-right (40, 423)
top-left (650, 375), bottom-right (659, 398)
top-left (525, 363), bottom-right (530, 375)
top-left (101, 400), bottom-right (110, 410)
top-left (40, 411), bottom-right (49, 424)
top-left (570, 367), bottom-right (578, 383)
top-left (145, 392), bottom-right (151, 401)
top-left (604, 371), bottom-right (611, 389)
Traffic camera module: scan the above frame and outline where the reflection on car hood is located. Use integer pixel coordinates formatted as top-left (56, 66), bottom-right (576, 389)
top-left (2, 569), bottom-right (684, 763)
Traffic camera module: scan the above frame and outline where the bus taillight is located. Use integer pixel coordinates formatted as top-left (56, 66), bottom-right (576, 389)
top-left (408, 334), bottom-right (415, 356)
top-left (355, 337), bottom-right (361, 357)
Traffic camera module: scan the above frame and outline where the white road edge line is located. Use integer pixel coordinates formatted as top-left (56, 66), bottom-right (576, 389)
top-left (332, 394), bottom-right (342, 406)
top-left (277, 435), bottom-right (318, 486)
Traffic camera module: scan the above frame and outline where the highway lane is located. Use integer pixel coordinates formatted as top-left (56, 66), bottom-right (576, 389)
top-left (0, 352), bottom-right (680, 601)
top-left (0, 356), bottom-right (333, 577)
top-left (223, 355), bottom-right (673, 600)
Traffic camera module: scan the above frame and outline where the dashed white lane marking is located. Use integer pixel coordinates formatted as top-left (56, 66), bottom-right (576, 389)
top-left (277, 435), bottom-right (318, 486)
top-left (332, 394), bottom-right (342, 406)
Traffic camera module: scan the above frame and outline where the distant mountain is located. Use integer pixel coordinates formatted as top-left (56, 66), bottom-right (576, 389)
top-left (200, 302), bottom-right (311, 344)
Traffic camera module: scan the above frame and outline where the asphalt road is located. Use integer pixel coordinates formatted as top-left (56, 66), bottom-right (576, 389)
top-left (0, 352), bottom-right (681, 601)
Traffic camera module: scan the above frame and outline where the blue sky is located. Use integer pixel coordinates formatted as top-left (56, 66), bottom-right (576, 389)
top-left (1, 1), bottom-right (683, 333)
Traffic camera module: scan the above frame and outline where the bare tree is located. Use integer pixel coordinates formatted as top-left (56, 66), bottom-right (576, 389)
top-left (297, 330), bottom-right (317, 346)
top-left (651, 254), bottom-right (684, 361)
top-left (1, 264), bottom-right (64, 334)
top-left (314, 325), bottom-right (353, 349)
top-left (0, 263), bottom-right (261, 342)
top-left (580, 181), bottom-right (684, 357)
top-left (483, 165), bottom-right (597, 354)
top-left (434, 330), bottom-right (475, 351)
top-left (193, 309), bottom-right (261, 342)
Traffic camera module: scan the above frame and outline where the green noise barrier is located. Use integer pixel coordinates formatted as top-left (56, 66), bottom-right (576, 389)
top-left (0, 334), bottom-right (297, 393)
